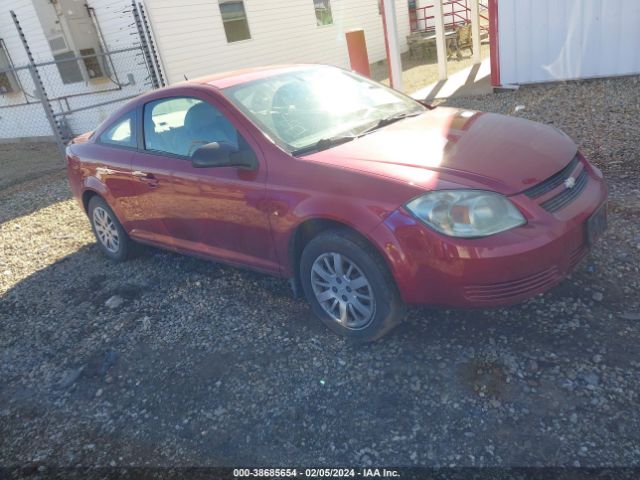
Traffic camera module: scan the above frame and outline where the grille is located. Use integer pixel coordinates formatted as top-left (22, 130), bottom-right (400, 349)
top-left (524, 156), bottom-right (579, 199)
top-left (464, 266), bottom-right (560, 302)
top-left (540, 169), bottom-right (588, 213)
top-left (569, 243), bottom-right (589, 270)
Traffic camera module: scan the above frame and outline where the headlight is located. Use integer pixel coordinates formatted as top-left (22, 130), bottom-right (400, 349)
top-left (406, 190), bottom-right (526, 238)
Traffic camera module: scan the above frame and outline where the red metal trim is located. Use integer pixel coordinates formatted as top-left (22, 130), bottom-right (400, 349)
top-left (488, 0), bottom-right (500, 86)
top-left (409, 0), bottom-right (489, 34)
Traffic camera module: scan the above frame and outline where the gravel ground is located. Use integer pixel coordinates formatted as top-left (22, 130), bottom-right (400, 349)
top-left (1, 76), bottom-right (640, 471)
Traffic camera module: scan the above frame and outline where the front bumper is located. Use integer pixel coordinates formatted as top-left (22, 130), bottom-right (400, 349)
top-left (372, 159), bottom-right (608, 308)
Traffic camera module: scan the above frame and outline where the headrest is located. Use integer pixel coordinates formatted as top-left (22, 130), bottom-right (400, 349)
top-left (184, 102), bottom-right (219, 131)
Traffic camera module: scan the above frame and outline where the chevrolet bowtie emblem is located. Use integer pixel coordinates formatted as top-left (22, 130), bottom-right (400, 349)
top-left (564, 177), bottom-right (576, 189)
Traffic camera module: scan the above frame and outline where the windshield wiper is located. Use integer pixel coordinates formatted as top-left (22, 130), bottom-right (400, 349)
top-left (290, 111), bottom-right (422, 156)
top-left (291, 135), bottom-right (356, 156)
top-left (357, 111), bottom-right (423, 137)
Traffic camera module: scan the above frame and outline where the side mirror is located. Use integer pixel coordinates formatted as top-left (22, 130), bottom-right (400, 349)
top-left (191, 141), bottom-right (257, 170)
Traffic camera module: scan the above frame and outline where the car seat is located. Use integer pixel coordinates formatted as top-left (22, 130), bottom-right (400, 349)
top-left (181, 102), bottom-right (238, 156)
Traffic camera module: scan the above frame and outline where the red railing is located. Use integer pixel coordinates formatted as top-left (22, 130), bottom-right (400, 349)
top-left (409, 0), bottom-right (489, 34)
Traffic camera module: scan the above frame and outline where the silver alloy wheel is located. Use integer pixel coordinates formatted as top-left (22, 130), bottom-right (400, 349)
top-left (310, 252), bottom-right (375, 329)
top-left (92, 206), bottom-right (120, 253)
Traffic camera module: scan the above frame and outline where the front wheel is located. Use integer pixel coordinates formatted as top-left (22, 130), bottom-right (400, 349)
top-left (300, 229), bottom-right (405, 342)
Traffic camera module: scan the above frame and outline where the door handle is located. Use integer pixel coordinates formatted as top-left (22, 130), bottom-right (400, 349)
top-left (132, 170), bottom-right (159, 187)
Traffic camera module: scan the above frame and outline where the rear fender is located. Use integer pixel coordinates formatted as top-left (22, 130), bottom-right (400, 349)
top-left (81, 177), bottom-right (127, 226)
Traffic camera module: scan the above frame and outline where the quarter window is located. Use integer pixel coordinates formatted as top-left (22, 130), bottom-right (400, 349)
top-left (98, 111), bottom-right (136, 148)
top-left (143, 97), bottom-right (240, 157)
top-left (219, 1), bottom-right (251, 42)
top-left (314, 0), bottom-right (333, 26)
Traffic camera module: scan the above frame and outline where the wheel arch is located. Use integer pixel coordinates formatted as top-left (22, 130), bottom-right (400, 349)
top-left (287, 217), bottom-right (395, 295)
top-left (80, 185), bottom-right (127, 231)
top-left (81, 189), bottom-right (100, 214)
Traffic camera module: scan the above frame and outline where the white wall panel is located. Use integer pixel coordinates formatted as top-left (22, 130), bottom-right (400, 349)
top-left (498, 0), bottom-right (640, 84)
top-left (0, 0), bottom-right (155, 139)
top-left (145, 0), bottom-right (411, 84)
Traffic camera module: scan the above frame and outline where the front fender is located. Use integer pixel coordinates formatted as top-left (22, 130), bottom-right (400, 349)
top-left (272, 190), bottom-right (392, 277)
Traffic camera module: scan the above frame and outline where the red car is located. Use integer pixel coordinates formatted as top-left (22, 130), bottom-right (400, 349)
top-left (67, 65), bottom-right (607, 341)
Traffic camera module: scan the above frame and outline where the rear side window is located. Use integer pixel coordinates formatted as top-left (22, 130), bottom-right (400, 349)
top-left (98, 111), bottom-right (136, 148)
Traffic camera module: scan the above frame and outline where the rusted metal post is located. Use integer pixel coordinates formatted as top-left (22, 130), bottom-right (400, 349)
top-left (488, 0), bottom-right (500, 86)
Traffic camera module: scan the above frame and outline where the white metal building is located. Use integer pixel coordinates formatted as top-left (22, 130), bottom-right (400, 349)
top-left (144, 0), bottom-right (411, 84)
top-left (1, 0), bottom-right (412, 141)
top-left (493, 0), bottom-right (640, 85)
top-left (0, 0), bottom-right (155, 140)
top-left (3, 0), bottom-right (639, 141)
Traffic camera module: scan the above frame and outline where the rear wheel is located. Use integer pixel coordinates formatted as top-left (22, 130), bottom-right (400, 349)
top-left (88, 196), bottom-right (134, 262)
top-left (300, 229), bottom-right (405, 342)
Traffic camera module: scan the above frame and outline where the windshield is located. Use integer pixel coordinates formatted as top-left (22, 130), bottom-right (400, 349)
top-left (222, 66), bottom-right (426, 153)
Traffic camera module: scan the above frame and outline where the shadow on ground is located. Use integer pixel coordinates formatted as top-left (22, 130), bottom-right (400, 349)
top-left (0, 170), bottom-right (70, 224)
top-left (1, 233), bottom-right (638, 467)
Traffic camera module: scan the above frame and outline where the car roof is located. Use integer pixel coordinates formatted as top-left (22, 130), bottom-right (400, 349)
top-left (92, 64), bottom-right (327, 136)
top-left (187, 64), bottom-right (319, 89)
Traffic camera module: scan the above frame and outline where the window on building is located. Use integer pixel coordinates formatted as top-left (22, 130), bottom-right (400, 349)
top-left (314, 0), bottom-right (333, 26)
top-left (219, 1), bottom-right (251, 42)
top-left (98, 110), bottom-right (137, 148)
top-left (32, 0), bottom-right (107, 84)
top-left (0, 40), bottom-right (21, 94)
top-left (53, 51), bottom-right (84, 84)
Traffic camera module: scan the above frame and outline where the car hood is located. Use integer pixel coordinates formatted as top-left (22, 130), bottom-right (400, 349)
top-left (301, 107), bottom-right (577, 195)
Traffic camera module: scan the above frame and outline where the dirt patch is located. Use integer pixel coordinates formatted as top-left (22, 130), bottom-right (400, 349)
top-left (459, 359), bottom-right (508, 398)
top-left (0, 141), bottom-right (64, 190)
top-left (371, 43), bottom-right (491, 94)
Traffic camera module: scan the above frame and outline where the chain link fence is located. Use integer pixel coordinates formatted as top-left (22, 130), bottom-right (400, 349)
top-left (0, 2), bottom-right (164, 163)
top-left (36, 46), bottom-right (155, 138)
top-left (0, 62), bottom-right (49, 139)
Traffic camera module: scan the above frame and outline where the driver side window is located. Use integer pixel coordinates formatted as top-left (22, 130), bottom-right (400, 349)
top-left (143, 97), bottom-right (241, 157)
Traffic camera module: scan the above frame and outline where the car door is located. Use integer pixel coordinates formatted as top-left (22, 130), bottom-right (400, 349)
top-left (135, 92), bottom-right (278, 273)
top-left (125, 100), bottom-right (180, 244)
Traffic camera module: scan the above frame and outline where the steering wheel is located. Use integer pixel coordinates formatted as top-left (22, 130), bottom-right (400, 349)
top-left (271, 83), bottom-right (312, 143)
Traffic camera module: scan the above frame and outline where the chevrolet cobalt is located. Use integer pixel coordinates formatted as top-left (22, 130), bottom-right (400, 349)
top-left (67, 65), bottom-right (607, 341)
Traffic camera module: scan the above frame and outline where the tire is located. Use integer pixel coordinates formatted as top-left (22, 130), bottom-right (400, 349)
top-left (300, 228), bottom-right (405, 342)
top-left (88, 196), bottom-right (135, 262)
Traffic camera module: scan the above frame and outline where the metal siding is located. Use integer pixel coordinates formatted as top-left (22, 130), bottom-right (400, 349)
top-left (144, 0), bottom-right (411, 85)
top-left (497, 0), bottom-right (515, 83)
top-left (498, 0), bottom-right (640, 84)
top-left (0, 0), bottom-right (148, 139)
